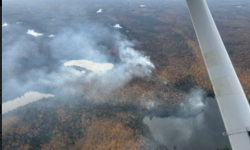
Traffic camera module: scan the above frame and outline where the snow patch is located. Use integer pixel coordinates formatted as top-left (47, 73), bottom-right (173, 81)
top-left (2, 23), bottom-right (8, 27)
top-left (2, 91), bottom-right (54, 114)
top-left (113, 24), bottom-right (122, 29)
top-left (48, 34), bottom-right (55, 38)
top-left (64, 59), bottom-right (114, 73)
top-left (27, 29), bottom-right (43, 37)
top-left (96, 8), bottom-right (102, 13)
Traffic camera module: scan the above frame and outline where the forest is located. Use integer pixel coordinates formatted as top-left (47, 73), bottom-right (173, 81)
top-left (2, 0), bottom-right (250, 150)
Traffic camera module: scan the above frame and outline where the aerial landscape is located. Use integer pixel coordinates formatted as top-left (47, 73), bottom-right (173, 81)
top-left (2, 0), bottom-right (250, 150)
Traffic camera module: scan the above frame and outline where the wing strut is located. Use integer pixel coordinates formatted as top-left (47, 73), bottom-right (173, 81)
top-left (186, 0), bottom-right (250, 149)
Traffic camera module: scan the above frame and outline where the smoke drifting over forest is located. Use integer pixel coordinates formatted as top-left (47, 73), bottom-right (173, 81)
top-left (3, 0), bottom-right (246, 149)
top-left (2, 17), bottom-right (154, 108)
top-left (144, 89), bottom-right (229, 150)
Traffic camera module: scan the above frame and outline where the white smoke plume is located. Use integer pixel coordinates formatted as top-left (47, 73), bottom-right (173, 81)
top-left (2, 20), bottom-right (154, 104)
top-left (144, 88), bottom-right (230, 150)
top-left (2, 91), bottom-right (54, 114)
top-left (179, 88), bottom-right (206, 116)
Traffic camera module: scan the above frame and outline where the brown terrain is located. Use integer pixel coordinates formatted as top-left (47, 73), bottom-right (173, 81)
top-left (2, 0), bottom-right (250, 150)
